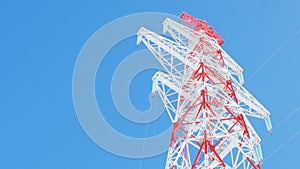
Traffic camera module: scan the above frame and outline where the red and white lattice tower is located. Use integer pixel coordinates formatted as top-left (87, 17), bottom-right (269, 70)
top-left (137, 12), bottom-right (272, 169)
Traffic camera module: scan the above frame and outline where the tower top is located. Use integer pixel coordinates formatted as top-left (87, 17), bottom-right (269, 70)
top-left (180, 12), bottom-right (224, 45)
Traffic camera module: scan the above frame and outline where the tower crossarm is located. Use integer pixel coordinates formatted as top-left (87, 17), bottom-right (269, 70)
top-left (229, 75), bottom-right (270, 119)
top-left (152, 71), bottom-right (189, 123)
top-left (137, 27), bottom-right (240, 85)
top-left (152, 71), bottom-right (186, 98)
top-left (163, 18), bottom-right (244, 77)
top-left (137, 27), bottom-right (195, 79)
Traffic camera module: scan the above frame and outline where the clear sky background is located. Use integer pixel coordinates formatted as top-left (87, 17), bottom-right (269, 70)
top-left (1, 0), bottom-right (300, 168)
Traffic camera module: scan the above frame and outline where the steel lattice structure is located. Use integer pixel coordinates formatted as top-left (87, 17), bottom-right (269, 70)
top-left (137, 12), bottom-right (272, 169)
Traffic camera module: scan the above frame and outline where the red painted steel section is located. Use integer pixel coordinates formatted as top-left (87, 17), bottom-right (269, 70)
top-left (180, 12), bottom-right (225, 45)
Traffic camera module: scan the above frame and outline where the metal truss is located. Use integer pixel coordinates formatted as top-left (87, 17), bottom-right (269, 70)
top-left (137, 13), bottom-right (272, 169)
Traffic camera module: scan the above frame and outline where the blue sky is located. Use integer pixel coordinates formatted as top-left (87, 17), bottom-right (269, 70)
top-left (1, 0), bottom-right (300, 168)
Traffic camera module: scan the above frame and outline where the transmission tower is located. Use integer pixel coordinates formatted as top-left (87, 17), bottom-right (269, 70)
top-left (137, 12), bottom-right (272, 169)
